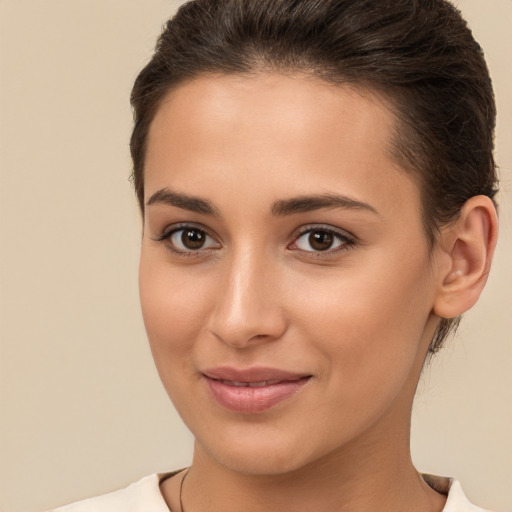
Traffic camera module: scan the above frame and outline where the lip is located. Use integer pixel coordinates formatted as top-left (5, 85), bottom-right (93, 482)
top-left (202, 366), bottom-right (312, 413)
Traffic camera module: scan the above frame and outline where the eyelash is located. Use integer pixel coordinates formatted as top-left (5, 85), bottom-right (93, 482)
top-left (153, 223), bottom-right (356, 257)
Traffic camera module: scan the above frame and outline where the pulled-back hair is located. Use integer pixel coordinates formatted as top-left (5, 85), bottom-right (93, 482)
top-left (130, 0), bottom-right (498, 352)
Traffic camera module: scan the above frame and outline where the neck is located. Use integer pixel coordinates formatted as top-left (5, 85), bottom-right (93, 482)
top-left (179, 417), bottom-right (445, 512)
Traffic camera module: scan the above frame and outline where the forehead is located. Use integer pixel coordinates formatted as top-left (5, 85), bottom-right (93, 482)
top-left (148, 73), bottom-right (395, 164)
top-left (145, 73), bottom-right (420, 220)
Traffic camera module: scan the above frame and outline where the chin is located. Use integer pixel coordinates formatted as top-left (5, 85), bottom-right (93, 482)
top-left (193, 427), bottom-right (332, 477)
top-left (209, 446), bottom-right (309, 476)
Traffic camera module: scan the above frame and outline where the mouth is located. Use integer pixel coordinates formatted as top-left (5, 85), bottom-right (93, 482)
top-left (216, 379), bottom-right (286, 387)
top-left (202, 367), bottom-right (312, 413)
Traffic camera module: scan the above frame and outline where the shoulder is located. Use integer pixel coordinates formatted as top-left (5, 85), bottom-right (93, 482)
top-left (423, 474), bottom-right (495, 512)
top-left (48, 473), bottom-right (175, 512)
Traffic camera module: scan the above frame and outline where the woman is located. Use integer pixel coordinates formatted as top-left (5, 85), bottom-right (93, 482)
top-left (52, 0), bottom-right (499, 510)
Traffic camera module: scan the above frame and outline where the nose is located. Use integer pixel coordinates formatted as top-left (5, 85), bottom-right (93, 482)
top-left (207, 249), bottom-right (288, 349)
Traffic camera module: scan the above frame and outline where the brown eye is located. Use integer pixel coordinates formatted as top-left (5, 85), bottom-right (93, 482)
top-left (168, 227), bottom-right (219, 253)
top-left (181, 229), bottom-right (206, 249)
top-left (292, 227), bottom-right (351, 253)
top-left (308, 231), bottom-right (334, 251)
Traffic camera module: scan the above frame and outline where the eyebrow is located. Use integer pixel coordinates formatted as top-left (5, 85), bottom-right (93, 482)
top-left (146, 188), bottom-right (378, 218)
top-left (146, 188), bottom-right (221, 216)
top-left (271, 193), bottom-right (379, 217)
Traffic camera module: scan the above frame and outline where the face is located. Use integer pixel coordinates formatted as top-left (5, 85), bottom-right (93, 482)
top-left (139, 73), bottom-right (442, 476)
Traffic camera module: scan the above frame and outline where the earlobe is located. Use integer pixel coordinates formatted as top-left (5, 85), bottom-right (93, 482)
top-left (433, 195), bottom-right (498, 319)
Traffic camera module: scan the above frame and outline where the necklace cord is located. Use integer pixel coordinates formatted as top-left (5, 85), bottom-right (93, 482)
top-left (179, 469), bottom-right (189, 512)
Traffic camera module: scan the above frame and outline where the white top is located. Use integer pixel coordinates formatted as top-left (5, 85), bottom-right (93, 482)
top-left (49, 473), bottom-right (492, 512)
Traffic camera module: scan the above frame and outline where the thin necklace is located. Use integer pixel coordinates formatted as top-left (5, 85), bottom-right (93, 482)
top-left (179, 469), bottom-right (188, 512)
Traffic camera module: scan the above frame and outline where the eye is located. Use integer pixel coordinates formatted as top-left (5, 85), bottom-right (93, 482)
top-left (291, 227), bottom-right (353, 253)
top-left (157, 225), bottom-right (220, 254)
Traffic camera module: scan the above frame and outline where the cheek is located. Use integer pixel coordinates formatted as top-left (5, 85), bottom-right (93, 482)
top-left (139, 251), bottom-right (210, 359)
top-left (290, 252), bottom-right (434, 385)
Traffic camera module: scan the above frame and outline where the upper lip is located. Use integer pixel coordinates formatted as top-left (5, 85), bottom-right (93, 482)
top-left (202, 366), bottom-right (311, 383)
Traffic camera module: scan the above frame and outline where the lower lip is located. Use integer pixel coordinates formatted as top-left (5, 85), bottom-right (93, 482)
top-left (205, 377), bottom-right (310, 413)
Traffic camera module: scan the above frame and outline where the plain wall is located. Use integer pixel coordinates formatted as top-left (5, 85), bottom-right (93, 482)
top-left (0, 1), bottom-right (510, 511)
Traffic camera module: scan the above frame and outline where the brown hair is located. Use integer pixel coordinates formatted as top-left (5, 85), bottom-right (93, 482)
top-left (130, 0), bottom-right (498, 351)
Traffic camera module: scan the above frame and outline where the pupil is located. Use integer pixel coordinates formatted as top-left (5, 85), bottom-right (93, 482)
top-left (182, 229), bottom-right (205, 249)
top-left (309, 231), bottom-right (333, 251)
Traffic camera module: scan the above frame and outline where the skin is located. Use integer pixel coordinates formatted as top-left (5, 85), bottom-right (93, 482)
top-left (139, 73), bottom-right (497, 512)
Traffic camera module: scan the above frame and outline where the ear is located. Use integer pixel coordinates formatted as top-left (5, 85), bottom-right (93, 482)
top-left (433, 195), bottom-right (498, 319)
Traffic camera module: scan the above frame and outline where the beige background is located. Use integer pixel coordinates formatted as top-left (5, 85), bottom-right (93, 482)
top-left (0, 1), bottom-right (510, 511)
